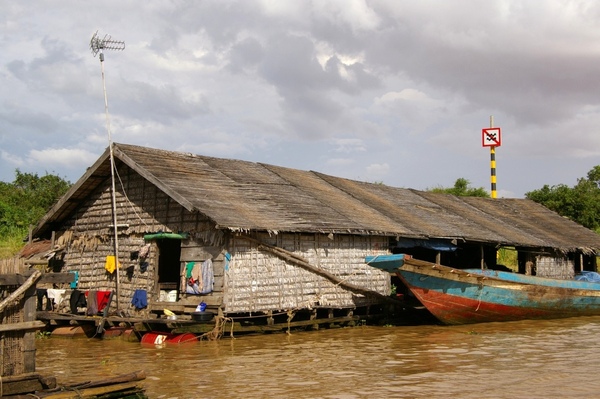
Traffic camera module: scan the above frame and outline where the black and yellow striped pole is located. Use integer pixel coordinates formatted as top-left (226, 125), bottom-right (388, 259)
top-left (490, 146), bottom-right (497, 198)
top-left (482, 116), bottom-right (501, 199)
top-left (490, 116), bottom-right (497, 199)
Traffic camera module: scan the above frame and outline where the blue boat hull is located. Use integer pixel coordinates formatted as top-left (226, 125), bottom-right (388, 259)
top-left (365, 255), bottom-right (600, 325)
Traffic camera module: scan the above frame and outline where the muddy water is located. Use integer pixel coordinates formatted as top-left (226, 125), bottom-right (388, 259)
top-left (35, 316), bottom-right (600, 398)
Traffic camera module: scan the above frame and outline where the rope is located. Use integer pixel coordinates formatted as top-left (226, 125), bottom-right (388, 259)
top-left (198, 315), bottom-right (233, 341)
top-left (475, 278), bottom-right (484, 312)
top-left (113, 165), bottom-right (149, 229)
top-left (286, 309), bottom-right (295, 335)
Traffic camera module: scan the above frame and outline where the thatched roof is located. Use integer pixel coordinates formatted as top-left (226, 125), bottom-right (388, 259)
top-left (33, 143), bottom-right (600, 253)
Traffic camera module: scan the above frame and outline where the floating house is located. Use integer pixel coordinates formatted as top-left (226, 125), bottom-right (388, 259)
top-left (29, 143), bottom-right (600, 324)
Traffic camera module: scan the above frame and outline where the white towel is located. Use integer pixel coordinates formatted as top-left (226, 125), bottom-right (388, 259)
top-left (47, 289), bottom-right (66, 305)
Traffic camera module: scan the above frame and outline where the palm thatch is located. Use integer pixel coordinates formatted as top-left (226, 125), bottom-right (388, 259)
top-left (33, 143), bottom-right (600, 254)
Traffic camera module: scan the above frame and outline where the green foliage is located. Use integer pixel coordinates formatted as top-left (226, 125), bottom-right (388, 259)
top-left (526, 166), bottom-right (600, 231)
top-left (497, 247), bottom-right (518, 269)
top-left (0, 170), bottom-right (71, 257)
top-left (36, 330), bottom-right (51, 339)
top-left (0, 226), bottom-right (29, 258)
top-left (428, 178), bottom-right (490, 197)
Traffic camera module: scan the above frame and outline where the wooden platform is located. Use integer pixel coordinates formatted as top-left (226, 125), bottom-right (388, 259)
top-left (1, 370), bottom-right (145, 398)
top-left (36, 305), bottom-right (390, 338)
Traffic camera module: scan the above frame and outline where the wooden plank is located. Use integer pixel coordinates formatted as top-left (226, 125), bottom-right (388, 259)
top-left (0, 320), bottom-right (46, 332)
top-left (67, 370), bottom-right (146, 389)
top-left (0, 270), bottom-right (41, 311)
top-left (172, 315), bottom-right (359, 334)
top-left (180, 246), bottom-right (223, 260)
top-left (176, 293), bottom-right (223, 307)
top-left (0, 378), bottom-right (46, 396)
top-left (35, 381), bottom-right (144, 399)
top-left (0, 373), bottom-right (56, 396)
top-left (0, 273), bottom-right (74, 286)
top-left (39, 273), bottom-right (75, 284)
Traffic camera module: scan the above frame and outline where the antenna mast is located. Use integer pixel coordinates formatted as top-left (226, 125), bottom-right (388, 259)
top-left (90, 31), bottom-right (125, 310)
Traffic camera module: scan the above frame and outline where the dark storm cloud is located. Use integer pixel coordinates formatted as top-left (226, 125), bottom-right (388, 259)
top-left (0, 104), bottom-right (59, 134)
top-left (3, 0), bottom-right (600, 198)
top-left (362, 1), bottom-right (600, 126)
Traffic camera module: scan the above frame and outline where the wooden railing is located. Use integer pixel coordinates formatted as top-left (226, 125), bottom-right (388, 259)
top-left (0, 257), bottom-right (26, 274)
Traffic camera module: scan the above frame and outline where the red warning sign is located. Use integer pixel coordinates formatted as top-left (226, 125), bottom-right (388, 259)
top-left (482, 127), bottom-right (501, 147)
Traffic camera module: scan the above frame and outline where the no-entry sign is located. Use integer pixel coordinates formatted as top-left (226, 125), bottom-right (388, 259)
top-left (482, 127), bottom-right (501, 147)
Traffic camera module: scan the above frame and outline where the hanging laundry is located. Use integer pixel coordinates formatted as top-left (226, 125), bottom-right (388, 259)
top-left (86, 290), bottom-right (98, 315)
top-left (97, 291), bottom-right (112, 312)
top-left (140, 261), bottom-right (149, 273)
top-left (199, 259), bottom-right (214, 294)
top-left (139, 243), bottom-right (151, 259)
top-left (131, 289), bottom-right (148, 309)
top-left (105, 255), bottom-right (120, 273)
top-left (224, 252), bottom-right (231, 272)
top-left (185, 261), bottom-right (203, 294)
top-left (36, 289), bottom-right (51, 311)
top-left (69, 289), bottom-right (87, 314)
top-left (47, 289), bottom-right (66, 307)
top-left (69, 271), bottom-right (79, 289)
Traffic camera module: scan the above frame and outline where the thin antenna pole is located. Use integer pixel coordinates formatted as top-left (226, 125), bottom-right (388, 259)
top-left (91, 31), bottom-right (125, 310)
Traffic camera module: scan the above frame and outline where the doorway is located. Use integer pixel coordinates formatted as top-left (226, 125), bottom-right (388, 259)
top-left (156, 238), bottom-right (182, 291)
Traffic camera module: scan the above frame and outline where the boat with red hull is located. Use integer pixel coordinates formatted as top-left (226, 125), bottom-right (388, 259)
top-left (365, 254), bottom-right (600, 325)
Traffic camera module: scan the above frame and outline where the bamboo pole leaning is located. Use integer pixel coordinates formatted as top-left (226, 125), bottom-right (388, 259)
top-left (240, 235), bottom-right (400, 305)
top-left (0, 270), bottom-right (42, 313)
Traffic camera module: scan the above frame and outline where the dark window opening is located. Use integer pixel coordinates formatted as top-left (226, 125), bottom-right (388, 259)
top-left (156, 238), bottom-right (182, 286)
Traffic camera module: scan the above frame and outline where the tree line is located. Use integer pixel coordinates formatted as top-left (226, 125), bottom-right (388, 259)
top-left (0, 170), bottom-right (71, 257)
top-left (427, 166), bottom-right (600, 233)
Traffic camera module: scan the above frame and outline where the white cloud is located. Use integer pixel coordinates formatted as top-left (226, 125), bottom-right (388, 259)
top-left (28, 148), bottom-right (97, 170)
top-left (366, 162), bottom-right (390, 178)
top-left (1, 0), bottom-right (600, 198)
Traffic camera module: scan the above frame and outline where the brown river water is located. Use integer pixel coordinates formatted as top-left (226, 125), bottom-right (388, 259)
top-left (35, 316), bottom-right (600, 398)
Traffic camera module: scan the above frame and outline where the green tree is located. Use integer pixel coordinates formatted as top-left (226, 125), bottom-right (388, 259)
top-left (526, 166), bottom-right (600, 232)
top-left (0, 170), bottom-right (71, 257)
top-left (428, 178), bottom-right (490, 197)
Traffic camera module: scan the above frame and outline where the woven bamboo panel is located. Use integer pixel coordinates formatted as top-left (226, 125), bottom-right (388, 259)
top-left (1, 287), bottom-right (26, 377)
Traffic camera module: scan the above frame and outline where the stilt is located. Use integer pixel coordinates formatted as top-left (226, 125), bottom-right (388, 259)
top-left (310, 308), bottom-right (318, 330)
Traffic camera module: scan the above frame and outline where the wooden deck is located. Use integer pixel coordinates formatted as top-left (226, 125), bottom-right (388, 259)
top-left (36, 305), bottom-right (394, 338)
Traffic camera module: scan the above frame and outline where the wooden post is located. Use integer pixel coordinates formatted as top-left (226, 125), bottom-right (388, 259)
top-left (310, 309), bottom-right (318, 330)
top-left (267, 310), bottom-right (274, 325)
top-left (480, 245), bottom-right (485, 270)
top-left (23, 283), bottom-right (38, 373)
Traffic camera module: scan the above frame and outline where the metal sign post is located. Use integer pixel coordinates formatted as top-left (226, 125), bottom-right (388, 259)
top-left (482, 116), bottom-right (502, 198)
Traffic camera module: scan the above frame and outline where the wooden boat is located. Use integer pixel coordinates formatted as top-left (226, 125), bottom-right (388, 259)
top-left (365, 254), bottom-right (600, 325)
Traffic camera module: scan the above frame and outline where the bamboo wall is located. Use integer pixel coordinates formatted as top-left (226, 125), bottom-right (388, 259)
top-left (0, 282), bottom-right (37, 376)
top-left (224, 232), bottom-right (390, 313)
top-left (0, 257), bottom-right (26, 274)
top-left (54, 164), bottom-right (221, 314)
top-left (536, 256), bottom-right (575, 280)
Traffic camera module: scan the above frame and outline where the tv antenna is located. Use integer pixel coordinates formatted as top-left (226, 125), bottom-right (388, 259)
top-left (90, 30), bottom-right (125, 310)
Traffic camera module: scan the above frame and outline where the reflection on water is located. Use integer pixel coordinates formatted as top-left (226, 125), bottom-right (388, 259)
top-left (35, 316), bottom-right (600, 398)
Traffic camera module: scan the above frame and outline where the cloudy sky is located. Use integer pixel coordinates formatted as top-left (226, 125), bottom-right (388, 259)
top-left (2, 1), bottom-right (599, 198)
